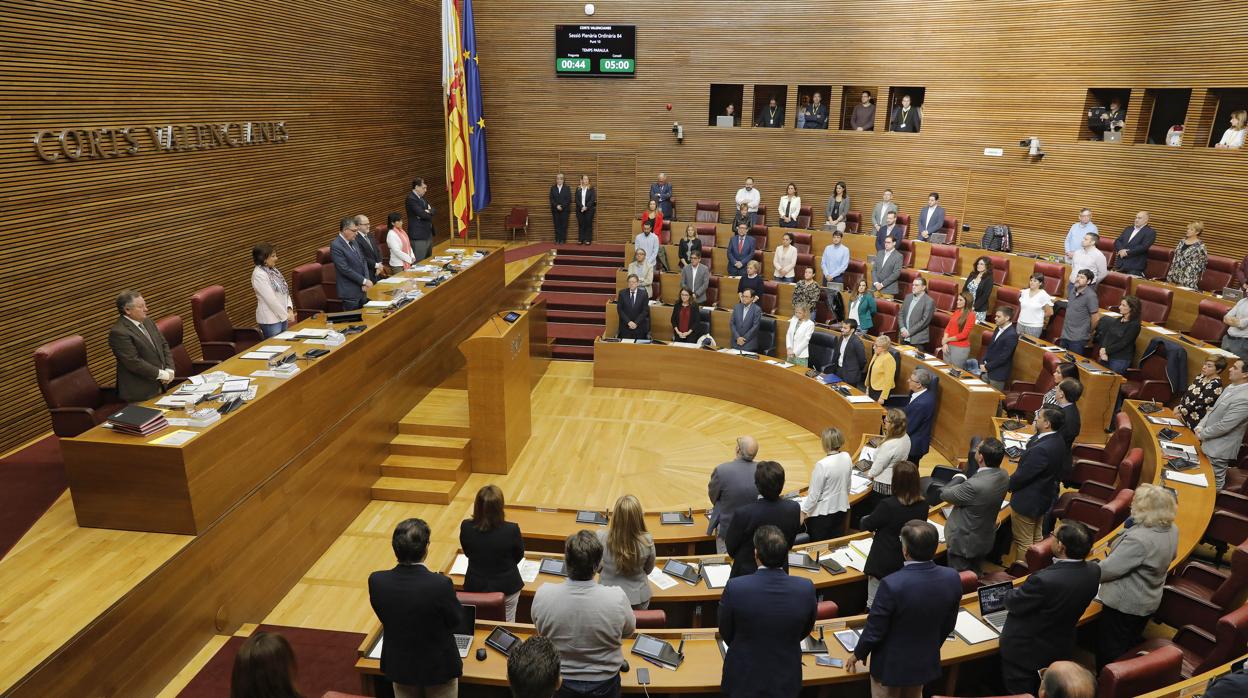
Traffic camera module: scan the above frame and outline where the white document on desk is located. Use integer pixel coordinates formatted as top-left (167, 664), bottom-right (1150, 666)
top-left (849, 537), bottom-right (873, 558)
top-left (364, 300), bottom-right (392, 309)
top-left (450, 554), bottom-right (470, 576)
top-left (274, 331), bottom-right (299, 340)
top-left (846, 395), bottom-right (876, 403)
top-left (1164, 470), bottom-right (1209, 488)
top-left (1151, 326), bottom-right (1178, 335)
top-left (968, 385), bottom-right (998, 392)
top-left (517, 558), bottom-right (541, 583)
top-left (378, 277), bottom-right (407, 285)
top-left (829, 547), bottom-right (866, 572)
top-left (702, 564), bottom-right (732, 589)
top-left (850, 473), bottom-right (872, 495)
top-left (927, 520), bottom-right (946, 543)
top-left (954, 610), bottom-right (999, 644)
top-left (647, 567), bottom-right (678, 590)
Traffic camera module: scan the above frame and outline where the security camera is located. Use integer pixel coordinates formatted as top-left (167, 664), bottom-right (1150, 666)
top-left (672, 122), bottom-right (683, 143)
top-left (1020, 136), bottom-right (1044, 159)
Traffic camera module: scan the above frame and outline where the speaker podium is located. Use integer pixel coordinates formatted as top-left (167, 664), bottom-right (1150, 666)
top-left (458, 310), bottom-right (537, 474)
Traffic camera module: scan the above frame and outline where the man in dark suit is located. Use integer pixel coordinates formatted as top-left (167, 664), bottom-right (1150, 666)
top-left (755, 96), bottom-right (784, 128)
top-left (708, 436), bottom-right (760, 554)
top-left (648, 173), bottom-right (673, 220)
top-left (575, 175), bottom-right (596, 245)
top-left (1009, 406), bottom-right (1066, 561)
top-left (903, 369), bottom-right (937, 463)
top-left (719, 525), bottom-right (817, 697)
top-left (549, 173), bottom-right (572, 244)
top-left (832, 319), bottom-right (867, 387)
top-left (731, 288), bottom-right (761, 352)
top-left (108, 289), bottom-right (175, 402)
top-left (874, 210), bottom-right (902, 251)
top-left (725, 461), bottom-right (801, 577)
top-left (850, 521), bottom-right (962, 696)
top-left (616, 274), bottom-right (649, 340)
top-left (915, 192), bottom-right (945, 241)
top-left (1056, 378), bottom-right (1083, 481)
top-left (726, 223), bottom-right (756, 274)
top-left (331, 217), bottom-right (374, 311)
top-left (352, 214), bottom-right (385, 280)
top-left (889, 93), bottom-right (921, 133)
top-left (981, 307), bottom-right (1020, 390)
top-left (368, 518), bottom-right (464, 698)
top-left (1111, 211), bottom-right (1156, 276)
top-left (1000, 520), bottom-right (1100, 696)
top-left (404, 178), bottom-right (435, 260)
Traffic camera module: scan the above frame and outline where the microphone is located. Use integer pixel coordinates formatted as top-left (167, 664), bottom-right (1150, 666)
top-left (676, 637), bottom-right (685, 657)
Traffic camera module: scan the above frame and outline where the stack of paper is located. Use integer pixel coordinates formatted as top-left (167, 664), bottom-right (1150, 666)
top-left (517, 559), bottom-right (541, 583)
top-left (850, 474), bottom-right (872, 495)
top-left (764, 359), bottom-right (795, 368)
top-left (363, 300), bottom-right (392, 309)
top-left (149, 429), bottom-right (199, 446)
top-left (828, 547), bottom-right (866, 572)
top-left (1164, 470), bottom-right (1209, 488)
top-left (1147, 416), bottom-right (1184, 427)
top-left (849, 537), bottom-right (873, 558)
top-left (954, 610), bottom-right (999, 644)
top-left (378, 277), bottom-right (407, 285)
top-left (647, 567), bottom-right (678, 590)
top-left (450, 554), bottom-right (470, 575)
top-left (846, 395), bottom-right (876, 404)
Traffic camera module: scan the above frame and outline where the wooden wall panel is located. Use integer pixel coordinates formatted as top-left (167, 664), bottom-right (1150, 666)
top-left (470, 0), bottom-right (1248, 262)
top-left (0, 0), bottom-right (446, 453)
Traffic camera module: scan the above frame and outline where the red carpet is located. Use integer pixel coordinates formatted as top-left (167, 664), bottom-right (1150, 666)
top-left (0, 435), bottom-right (65, 559)
top-left (177, 624), bottom-right (366, 698)
top-left (503, 242), bottom-right (555, 262)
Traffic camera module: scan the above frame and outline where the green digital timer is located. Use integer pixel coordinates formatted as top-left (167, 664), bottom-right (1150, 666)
top-left (556, 57), bottom-right (590, 73)
top-left (599, 58), bottom-right (634, 73)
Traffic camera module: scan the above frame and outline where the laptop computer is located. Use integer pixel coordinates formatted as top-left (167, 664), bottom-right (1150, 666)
top-left (977, 581), bottom-right (1011, 632)
top-left (715, 115), bottom-right (735, 128)
top-left (454, 604), bottom-right (476, 658)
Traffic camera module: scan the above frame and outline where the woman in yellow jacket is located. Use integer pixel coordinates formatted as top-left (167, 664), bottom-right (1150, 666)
top-left (865, 334), bottom-right (896, 404)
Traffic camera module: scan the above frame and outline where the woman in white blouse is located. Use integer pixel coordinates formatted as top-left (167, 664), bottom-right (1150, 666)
top-left (773, 232), bottom-right (798, 281)
top-left (251, 243), bottom-right (295, 338)
top-left (1017, 272), bottom-right (1055, 337)
top-left (861, 408), bottom-right (911, 498)
top-left (627, 248), bottom-right (655, 289)
top-left (1215, 109), bottom-right (1247, 149)
top-left (385, 212), bottom-right (416, 273)
top-left (778, 183), bottom-right (802, 228)
top-left (786, 303), bottom-right (815, 366)
top-left (802, 427), bottom-right (853, 541)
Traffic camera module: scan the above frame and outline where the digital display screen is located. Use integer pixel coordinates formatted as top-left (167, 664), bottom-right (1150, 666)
top-left (555, 25), bottom-right (636, 77)
top-left (634, 635), bottom-right (665, 655)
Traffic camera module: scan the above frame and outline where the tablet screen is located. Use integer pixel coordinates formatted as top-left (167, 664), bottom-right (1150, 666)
top-left (485, 627), bottom-right (520, 655)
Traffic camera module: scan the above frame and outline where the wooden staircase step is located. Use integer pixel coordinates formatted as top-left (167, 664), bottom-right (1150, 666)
top-left (389, 433), bottom-right (471, 458)
top-left (370, 476), bottom-right (462, 504)
top-left (380, 455), bottom-right (468, 481)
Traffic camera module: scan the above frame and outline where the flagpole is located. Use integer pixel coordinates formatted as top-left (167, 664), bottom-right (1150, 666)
top-left (475, 216), bottom-right (482, 245)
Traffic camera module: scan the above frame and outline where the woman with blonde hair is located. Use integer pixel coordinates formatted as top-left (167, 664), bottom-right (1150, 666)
top-left (1166, 222), bottom-right (1208, 289)
top-left (802, 427), bottom-right (853, 540)
top-left (737, 259), bottom-right (766, 299)
top-left (597, 494), bottom-right (657, 609)
top-left (1095, 482), bottom-right (1179, 668)
top-left (862, 408), bottom-right (911, 497)
top-left (1215, 109), bottom-right (1247, 149)
top-left (865, 335), bottom-right (897, 403)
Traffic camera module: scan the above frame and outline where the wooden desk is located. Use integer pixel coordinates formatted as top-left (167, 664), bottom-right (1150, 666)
top-left (884, 342), bottom-right (1002, 462)
top-left (1137, 653), bottom-right (1248, 698)
top-left (61, 248), bottom-right (504, 535)
top-left (1128, 276), bottom-right (1232, 333)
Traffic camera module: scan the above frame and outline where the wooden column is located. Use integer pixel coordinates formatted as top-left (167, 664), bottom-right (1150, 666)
top-left (459, 311), bottom-right (535, 474)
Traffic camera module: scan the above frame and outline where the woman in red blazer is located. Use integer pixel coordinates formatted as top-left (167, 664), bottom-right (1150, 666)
top-left (942, 292), bottom-right (977, 370)
top-left (641, 199), bottom-right (665, 243)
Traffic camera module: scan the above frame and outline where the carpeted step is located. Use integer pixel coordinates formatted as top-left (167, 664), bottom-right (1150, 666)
top-left (554, 243), bottom-right (624, 256)
top-left (547, 324), bottom-right (604, 342)
top-left (545, 265), bottom-right (618, 281)
top-left (548, 309), bottom-right (606, 323)
top-left (551, 254), bottom-right (623, 267)
top-left (539, 280), bottom-right (617, 294)
top-left (539, 292), bottom-right (614, 310)
top-left (551, 344), bottom-right (596, 360)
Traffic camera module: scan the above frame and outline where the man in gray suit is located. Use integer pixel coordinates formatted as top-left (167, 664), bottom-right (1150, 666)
top-left (731, 288), bottom-right (761, 352)
top-left (899, 278), bottom-right (935, 347)
top-left (681, 250), bottom-right (710, 304)
top-left (108, 289), bottom-right (175, 403)
top-left (872, 236), bottom-right (902, 296)
top-left (1196, 357), bottom-right (1248, 489)
top-left (871, 188), bottom-right (898, 229)
top-left (940, 438), bottom-right (1010, 572)
top-left (707, 436), bottom-right (761, 554)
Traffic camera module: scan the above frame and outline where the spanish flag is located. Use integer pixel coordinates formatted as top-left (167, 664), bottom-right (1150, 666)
top-left (442, 0), bottom-right (473, 238)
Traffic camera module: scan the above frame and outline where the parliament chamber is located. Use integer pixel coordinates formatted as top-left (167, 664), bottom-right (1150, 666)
top-left (5, 1), bottom-right (1248, 697)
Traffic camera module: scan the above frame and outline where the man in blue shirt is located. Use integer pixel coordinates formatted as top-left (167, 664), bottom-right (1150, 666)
top-left (820, 230), bottom-right (850, 310)
top-left (1064, 208), bottom-right (1098, 258)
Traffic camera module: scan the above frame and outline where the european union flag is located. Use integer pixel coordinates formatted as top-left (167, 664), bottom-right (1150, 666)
top-left (462, 0), bottom-right (490, 212)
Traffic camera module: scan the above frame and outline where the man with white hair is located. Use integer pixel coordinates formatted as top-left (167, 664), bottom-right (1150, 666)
top-left (649, 173), bottom-right (673, 220)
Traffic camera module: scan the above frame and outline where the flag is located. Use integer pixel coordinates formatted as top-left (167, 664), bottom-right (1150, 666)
top-left (441, 0), bottom-right (473, 238)
top-left (461, 0), bottom-right (490, 214)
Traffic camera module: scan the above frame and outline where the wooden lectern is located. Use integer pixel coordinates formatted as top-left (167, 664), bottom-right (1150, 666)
top-left (459, 310), bottom-right (534, 474)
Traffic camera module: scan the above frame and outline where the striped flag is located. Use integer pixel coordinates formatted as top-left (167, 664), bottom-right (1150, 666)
top-left (461, 0), bottom-right (490, 213)
top-left (441, 0), bottom-right (473, 238)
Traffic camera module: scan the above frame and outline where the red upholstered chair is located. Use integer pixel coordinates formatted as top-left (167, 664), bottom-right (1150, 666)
top-left (927, 311), bottom-right (951, 354)
top-left (982, 536), bottom-right (1055, 584)
top-left (1144, 245), bottom-right (1174, 281)
top-left (873, 299), bottom-right (900, 339)
top-left (1206, 490), bottom-right (1248, 562)
top-left (843, 260), bottom-right (866, 291)
top-left (1189, 299), bottom-right (1230, 344)
top-left (1052, 448), bottom-right (1143, 521)
top-left (794, 253), bottom-right (815, 281)
top-left (898, 269), bottom-right (921, 293)
top-left (754, 203), bottom-right (768, 227)
top-left (898, 240), bottom-right (916, 267)
top-left (925, 244), bottom-right (959, 274)
top-left (1121, 353), bottom-right (1174, 404)
top-left (1071, 412), bottom-right (1133, 486)
top-left (927, 278), bottom-right (959, 312)
top-left (845, 211), bottom-right (862, 235)
top-left (977, 329), bottom-right (996, 362)
top-left (315, 246), bottom-right (344, 313)
top-left (700, 254), bottom-right (715, 274)
top-left (34, 335), bottom-right (125, 437)
top-left (1096, 644), bottom-right (1182, 698)
top-left (694, 222), bottom-right (718, 249)
top-left (1096, 236), bottom-right (1117, 269)
top-left (633, 609), bottom-right (667, 628)
top-left (761, 281), bottom-right (779, 315)
top-left (792, 232), bottom-right (813, 254)
top-left (994, 286), bottom-right (1021, 320)
top-left (1003, 351), bottom-right (1062, 415)
top-left (1130, 604), bottom-right (1248, 678)
top-left (796, 205), bottom-right (813, 230)
top-left (705, 276), bottom-right (720, 307)
top-left (1043, 304), bottom-right (1067, 344)
top-left (504, 207), bottom-right (529, 241)
top-left (1033, 261), bottom-right (1065, 296)
top-left (1201, 255), bottom-right (1238, 293)
top-left (989, 256), bottom-right (1010, 285)
top-left (958, 569), bottom-right (980, 595)
top-left (1154, 540), bottom-right (1248, 634)
top-left (748, 228), bottom-right (768, 251)
top-left (291, 263), bottom-right (328, 321)
top-left (1135, 284), bottom-right (1173, 325)
top-left (895, 212), bottom-right (911, 228)
top-left (456, 591), bottom-right (506, 622)
top-left (156, 315), bottom-right (216, 381)
top-left (1097, 272), bottom-right (1131, 310)
top-left (892, 224), bottom-right (909, 242)
top-left (1065, 487), bottom-right (1132, 539)
top-left (937, 216), bottom-right (959, 245)
top-left (816, 600), bottom-right (839, 620)
top-left (190, 285), bottom-right (263, 361)
top-left (694, 200), bottom-right (720, 223)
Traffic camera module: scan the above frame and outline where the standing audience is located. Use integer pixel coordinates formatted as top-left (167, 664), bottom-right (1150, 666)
top-left (965, 255), bottom-right (995, 323)
top-left (981, 307), bottom-right (1020, 390)
top-left (860, 460), bottom-right (928, 608)
top-left (902, 369), bottom-right (936, 464)
top-left (725, 460), bottom-right (801, 578)
top-left (460, 485), bottom-right (525, 622)
top-left (1008, 406), bottom-right (1065, 562)
top-left (1017, 272), bottom-right (1055, 337)
top-left (942, 292), bottom-right (976, 369)
top-left (802, 427), bottom-right (853, 541)
top-left (773, 232), bottom-right (798, 281)
top-left (1176, 356), bottom-right (1226, 429)
top-left (1222, 277), bottom-right (1248, 362)
top-left (898, 278), bottom-right (934, 347)
top-left (1111, 211), bottom-right (1155, 276)
top-left (940, 438), bottom-right (1010, 573)
top-left (1061, 269), bottom-right (1101, 356)
top-left (670, 288), bottom-right (702, 343)
top-left (1166, 222), bottom-right (1208, 289)
top-left (708, 436), bottom-right (761, 554)
top-left (596, 494), bottom-right (656, 610)
top-left (786, 304), bottom-right (815, 366)
top-left (1095, 296), bottom-right (1142, 375)
top-left (866, 335), bottom-right (898, 403)
top-left (1196, 357), bottom-right (1248, 489)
